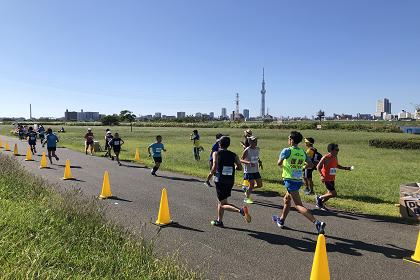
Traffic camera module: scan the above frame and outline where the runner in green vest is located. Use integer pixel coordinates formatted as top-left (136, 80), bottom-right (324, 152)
top-left (272, 131), bottom-right (326, 234)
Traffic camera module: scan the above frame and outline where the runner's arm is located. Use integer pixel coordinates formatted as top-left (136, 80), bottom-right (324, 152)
top-left (211, 152), bottom-right (218, 174)
top-left (235, 155), bottom-right (243, 171)
top-left (337, 164), bottom-right (351, 170)
top-left (147, 146), bottom-right (152, 157)
top-left (240, 149), bottom-right (250, 164)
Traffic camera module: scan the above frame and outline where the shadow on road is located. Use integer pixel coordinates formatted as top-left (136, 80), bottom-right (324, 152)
top-left (107, 196), bottom-right (133, 203)
top-left (56, 164), bottom-right (83, 169)
top-left (122, 164), bottom-right (148, 169)
top-left (62, 178), bottom-right (86, 182)
top-left (158, 175), bottom-right (203, 183)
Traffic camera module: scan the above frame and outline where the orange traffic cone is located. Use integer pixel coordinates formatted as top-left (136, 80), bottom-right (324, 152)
top-left (5, 142), bottom-right (10, 151)
top-left (135, 148), bottom-right (140, 161)
top-left (13, 143), bottom-right (19, 156)
top-left (25, 148), bottom-right (33, 161)
top-left (40, 152), bottom-right (48, 168)
top-left (310, 234), bottom-right (330, 280)
top-left (99, 171), bottom-right (112, 199)
top-left (404, 230), bottom-right (420, 265)
top-left (62, 159), bottom-right (73, 180)
top-left (154, 188), bottom-right (172, 226)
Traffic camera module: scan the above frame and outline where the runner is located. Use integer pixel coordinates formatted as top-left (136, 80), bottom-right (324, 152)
top-left (104, 129), bottom-right (114, 159)
top-left (37, 124), bottom-right (45, 142)
top-left (210, 136), bottom-right (251, 227)
top-left (84, 128), bottom-right (94, 155)
top-left (190, 129), bottom-right (202, 161)
top-left (241, 136), bottom-right (263, 204)
top-left (42, 128), bottom-right (59, 164)
top-left (26, 126), bottom-right (38, 154)
top-left (272, 131), bottom-right (326, 234)
top-left (148, 135), bottom-right (166, 176)
top-left (303, 137), bottom-right (321, 195)
top-left (108, 132), bottom-right (124, 166)
top-left (204, 133), bottom-right (223, 187)
top-left (240, 129), bottom-right (252, 149)
top-left (315, 143), bottom-right (352, 211)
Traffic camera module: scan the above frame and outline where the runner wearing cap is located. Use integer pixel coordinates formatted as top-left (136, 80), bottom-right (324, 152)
top-left (84, 128), bottom-right (94, 155)
top-left (240, 136), bottom-right (263, 204)
top-left (104, 129), bottom-right (114, 159)
top-left (303, 137), bottom-right (320, 195)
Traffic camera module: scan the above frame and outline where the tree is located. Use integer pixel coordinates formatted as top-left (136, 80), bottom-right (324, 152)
top-left (316, 110), bottom-right (325, 123)
top-left (101, 115), bottom-right (120, 126)
top-left (120, 110), bottom-right (137, 132)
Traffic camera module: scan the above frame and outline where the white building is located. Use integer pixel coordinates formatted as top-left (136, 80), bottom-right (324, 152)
top-left (398, 110), bottom-right (412, 120)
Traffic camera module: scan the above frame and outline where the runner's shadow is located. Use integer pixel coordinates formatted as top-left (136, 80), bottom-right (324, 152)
top-left (122, 164), bottom-right (148, 169)
top-left (153, 222), bottom-right (204, 232)
top-left (311, 209), bottom-right (359, 221)
top-left (56, 164), bottom-right (82, 169)
top-left (157, 175), bottom-right (203, 183)
top-left (63, 178), bottom-right (86, 182)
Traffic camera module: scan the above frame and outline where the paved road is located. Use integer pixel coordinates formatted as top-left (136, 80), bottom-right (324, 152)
top-left (1, 136), bottom-right (419, 279)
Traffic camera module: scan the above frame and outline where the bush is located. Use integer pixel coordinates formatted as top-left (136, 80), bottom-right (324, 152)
top-left (369, 138), bottom-right (420, 149)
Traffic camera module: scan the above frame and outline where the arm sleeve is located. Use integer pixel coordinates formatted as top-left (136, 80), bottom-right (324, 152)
top-left (279, 148), bottom-right (291, 160)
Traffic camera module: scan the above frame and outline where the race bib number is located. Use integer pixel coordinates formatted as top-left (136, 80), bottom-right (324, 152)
top-left (329, 168), bottom-right (337, 176)
top-left (222, 166), bottom-right (233, 176)
top-left (114, 141), bottom-right (120, 146)
top-left (292, 169), bottom-right (303, 178)
top-left (155, 148), bottom-right (162, 153)
top-left (250, 156), bottom-right (259, 164)
top-left (30, 137), bottom-right (36, 141)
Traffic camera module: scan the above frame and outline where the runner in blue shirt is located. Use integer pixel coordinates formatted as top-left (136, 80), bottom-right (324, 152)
top-left (42, 128), bottom-right (59, 164)
top-left (148, 135), bottom-right (166, 176)
top-left (26, 126), bottom-right (38, 154)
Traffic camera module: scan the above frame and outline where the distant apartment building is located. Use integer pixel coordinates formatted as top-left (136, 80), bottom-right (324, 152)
top-left (398, 110), bottom-right (412, 120)
top-left (221, 108), bottom-right (227, 118)
top-left (65, 109), bottom-right (100, 121)
top-left (356, 113), bottom-right (373, 120)
top-left (209, 112), bottom-right (214, 119)
top-left (243, 109), bottom-right (250, 119)
top-left (154, 112), bottom-right (162, 119)
top-left (375, 98), bottom-right (391, 118)
top-left (177, 112), bottom-right (186, 118)
top-left (65, 109), bottom-right (78, 121)
top-left (195, 112), bottom-right (202, 118)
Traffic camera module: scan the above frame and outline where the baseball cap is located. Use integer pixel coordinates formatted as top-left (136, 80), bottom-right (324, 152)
top-left (304, 137), bottom-right (314, 144)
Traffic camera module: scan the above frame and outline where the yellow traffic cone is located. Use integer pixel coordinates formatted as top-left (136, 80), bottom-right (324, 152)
top-left (155, 188), bottom-right (172, 226)
top-left (40, 152), bottom-right (48, 168)
top-left (0, 139), bottom-right (3, 148)
top-left (5, 142), bottom-right (10, 151)
top-left (310, 234), bottom-right (330, 280)
top-left (135, 148), bottom-right (140, 161)
top-left (13, 143), bottom-right (19, 156)
top-left (99, 171), bottom-right (112, 199)
top-left (62, 159), bottom-right (73, 180)
top-left (404, 230), bottom-right (420, 265)
top-left (25, 148), bottom-right (33, 161)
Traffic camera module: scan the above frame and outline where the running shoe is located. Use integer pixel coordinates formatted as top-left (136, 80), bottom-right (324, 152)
top-left (243, 197), bottom-right (254, 204)
top-left (315, 220), bottom-right (326, 234)
top-left (211, 220), bottom-right (224, 227)
top-left (319, 205), bottom-right (329, 212)
top-left (118, 162), bottom-right (122, 166)
top-left (304, 188), bottom-right (311, 195)
top-left (151, 169), bottom-right (156, 176)
top-left (315, 195), bottom-right (324, 209)
top-left (272, 215), bottom-right (285, 228)
top-left (204, 181), bottom-right (212, 187)
top-left (240, 206), bottom-right (251, 223)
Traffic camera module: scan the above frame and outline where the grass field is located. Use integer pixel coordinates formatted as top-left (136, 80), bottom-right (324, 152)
top-left (1, 124), bottom-right (419, 218)
top-left (0, 154), bottom-right (201, 279)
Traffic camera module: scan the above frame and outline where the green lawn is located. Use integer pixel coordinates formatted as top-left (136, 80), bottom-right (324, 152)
top-left (0, 154), bottom-right (201, 279)
top-left (1, 124), bottom-right (419, 218)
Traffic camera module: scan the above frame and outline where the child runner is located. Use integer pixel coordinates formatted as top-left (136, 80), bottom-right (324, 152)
top-left (84, 128), bottom-right (94, 155)
top-left (104, 130), bottom-right (114, 159)
top-left (315, 143), bottom-right (352, 211)
top-left (190, 129), bottom-right (202, 161)
top-left (210, 136), bottom-right (251, 227)
top-left (204, 133), bottom-right (223, 187)
top-left (26, 126), bottom-right (38, 154)
top-left (241, 136), bottom-right (263, 204)
top-left (148, 135), bottom-right (166, 176)
top-left (303, 137), bottom-right (321, 195)
top-left (42, 128), bottom-right (59, 164)
top-left (108, 132), bottom-right (124, 166)
top-left (37, 125), bottom-right (45, 142)
top-left (272, 131), bottom-right (326, 234)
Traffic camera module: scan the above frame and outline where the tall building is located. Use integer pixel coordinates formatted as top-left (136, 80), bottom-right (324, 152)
top-left (260, 68), bottom-right (266, 117)
top-left (65, 109), bottom-right (78, 121)
top-left (375, 98), bottom-right (392, 118)
top-left (243, 109), bottom-right (250, 119)
top-left (235, 93), bottom-right (240, 120)
top-left (209, 112), bottom-right (214, 119)
top-left (177, 112), bottom-right (186, 118)
top-left (221, 108), bottom-right (227, 118)
top-left (154, 112), bottom-right (162, 119)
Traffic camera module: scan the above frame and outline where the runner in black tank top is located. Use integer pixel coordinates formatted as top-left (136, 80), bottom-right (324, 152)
top-left (210, 136), bottom-right (251, 227)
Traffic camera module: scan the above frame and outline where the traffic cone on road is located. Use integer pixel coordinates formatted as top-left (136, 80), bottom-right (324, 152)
top-left (135, 148), bottom-right (140, 161)
top-left (40, 152), bottom-right (48, 168)
top-left (5, 142), bottom-right (10, 151)
top-left (13, 143), bottom-right (19, 156)
top-left (25, 148), bottom-right (33, 161)
top-left (404, 230), bottom-right (420, 265)
top-left (99, 171), bottom-right (112, 199)
top-left (0, 139), bottom-right (3, 148)
top-left (154, 188), bottom-right (172, 226)
top-left (62, 159), bottom-right (73, 180)
top-left (310, 234), bottom-right (330, 280)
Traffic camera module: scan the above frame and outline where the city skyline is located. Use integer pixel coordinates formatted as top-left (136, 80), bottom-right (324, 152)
top-left (0, 1), bottom-right (419, 118)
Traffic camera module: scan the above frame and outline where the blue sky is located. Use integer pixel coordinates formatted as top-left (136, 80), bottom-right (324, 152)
top-left (0, 0), bottom-right (419, 118)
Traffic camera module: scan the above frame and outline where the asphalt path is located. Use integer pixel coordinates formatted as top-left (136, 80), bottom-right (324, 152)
top-left (1, 136), bottom-right (419, 279)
